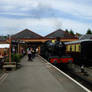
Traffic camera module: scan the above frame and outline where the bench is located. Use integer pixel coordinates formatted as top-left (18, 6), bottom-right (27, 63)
top-left (3, 62), bottom-right (16, 71)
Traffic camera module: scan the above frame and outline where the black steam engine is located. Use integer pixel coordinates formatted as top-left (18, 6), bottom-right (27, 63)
top-left (40, 38), bottom-right (73, 65)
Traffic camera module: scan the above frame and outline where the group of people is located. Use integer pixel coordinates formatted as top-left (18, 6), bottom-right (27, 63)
top-left (27, 47), bottom-right (38, 61)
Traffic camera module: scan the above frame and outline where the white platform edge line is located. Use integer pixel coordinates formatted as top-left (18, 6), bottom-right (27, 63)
top-left (39, 55), bottom-right (91, 92)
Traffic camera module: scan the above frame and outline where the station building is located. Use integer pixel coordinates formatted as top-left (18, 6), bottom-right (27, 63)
top-left (10, 29), bottom-right (78, 54)
top-left (0, 36), bottom-right (9, 56)
top-left (0, 29), bottom-right (78, 55)
top-left (79, 34), bottom-right (92, 40)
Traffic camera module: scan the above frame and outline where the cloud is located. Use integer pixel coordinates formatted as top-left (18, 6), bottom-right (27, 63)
top-left (0, 17), bottom-right (92, 36)
top-left (0, 0), bottom-right (39, 11)
top-left (49, 0), bottom-right (92, 19)
top-left (0, 0), bottom-right (92, 35)
top-left (0, 0), bottom-right (92, 20)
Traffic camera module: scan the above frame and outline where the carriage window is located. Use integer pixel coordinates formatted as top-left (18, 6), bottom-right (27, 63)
top-left (79, 45), bottom-right (80, 51)
top-left (70, 46), bottom-right (72, 52)
top-left (75, 45), bottom-right (76, 51)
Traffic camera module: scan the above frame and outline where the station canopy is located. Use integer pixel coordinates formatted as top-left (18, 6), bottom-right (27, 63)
top-left (0, 44), bottom-right (10, 48)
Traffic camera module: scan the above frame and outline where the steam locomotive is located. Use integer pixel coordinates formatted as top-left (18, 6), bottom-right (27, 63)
top-left (40, 38), bottom-right (92, 67)
top-left (40, 38), bottom-right (73, 65)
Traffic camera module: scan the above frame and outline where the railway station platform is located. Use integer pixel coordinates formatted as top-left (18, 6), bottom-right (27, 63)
top-left (0, 56), bottom-right (91, 92)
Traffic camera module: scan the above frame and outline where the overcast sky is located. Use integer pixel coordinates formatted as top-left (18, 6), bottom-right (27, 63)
top-left (0, 0), bottom-right (92, 36)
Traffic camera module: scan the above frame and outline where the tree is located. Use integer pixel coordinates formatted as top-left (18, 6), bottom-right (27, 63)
top-left (65, 29), bottom-right (69, 33)
top-left (86, 29), bottom-right (92, 34)
top-left (69, 30), bottom-right (75, 35)
top-left (75, 33), bottom-right (82, 38)
top-left (76, 33), bottom-right (82, 36)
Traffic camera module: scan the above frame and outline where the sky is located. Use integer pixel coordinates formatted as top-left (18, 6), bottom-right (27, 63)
top-left (0, 0), bottom-right (92, 36)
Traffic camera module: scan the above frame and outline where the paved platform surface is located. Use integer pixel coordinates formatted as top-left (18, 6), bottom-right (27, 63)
top-left (0, 56), bottom-right (89, 92)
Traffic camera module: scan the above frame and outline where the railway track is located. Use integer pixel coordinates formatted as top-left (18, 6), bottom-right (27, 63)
top-left (57, 64), bottom-right (92, 91)
top-left (68, 70), bottom-right (92, 91)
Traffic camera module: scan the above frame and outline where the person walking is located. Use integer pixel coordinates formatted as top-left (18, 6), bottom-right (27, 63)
top-left (31, 48), bottom-right (36, 58)
top-left (27, 48), bottom-right (32, 61)
top-left (36, 48), bottom-right (39, 56)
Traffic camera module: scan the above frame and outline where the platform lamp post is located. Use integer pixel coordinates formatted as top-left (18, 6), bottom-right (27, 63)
top-left (9, 35), bottom-right (11, 64)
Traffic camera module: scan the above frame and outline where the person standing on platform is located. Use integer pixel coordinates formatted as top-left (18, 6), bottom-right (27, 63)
top-left (27, 48), bottom-right (32, 61)
top-left (31, 48), bottom-right (36, 58)
top-left (36, 48), bottom-right (39, 56)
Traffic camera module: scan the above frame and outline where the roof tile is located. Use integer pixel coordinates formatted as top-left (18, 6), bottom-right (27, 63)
top-left (12, 29), bottom-right (43, 39)
top-left (45, 29), bottom-right (76, 39)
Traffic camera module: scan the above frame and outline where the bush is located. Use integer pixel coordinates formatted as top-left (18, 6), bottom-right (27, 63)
top-left (5, 54), bottom-right (23, 63)
top-left (13, 54), bottom-right (20, 63)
